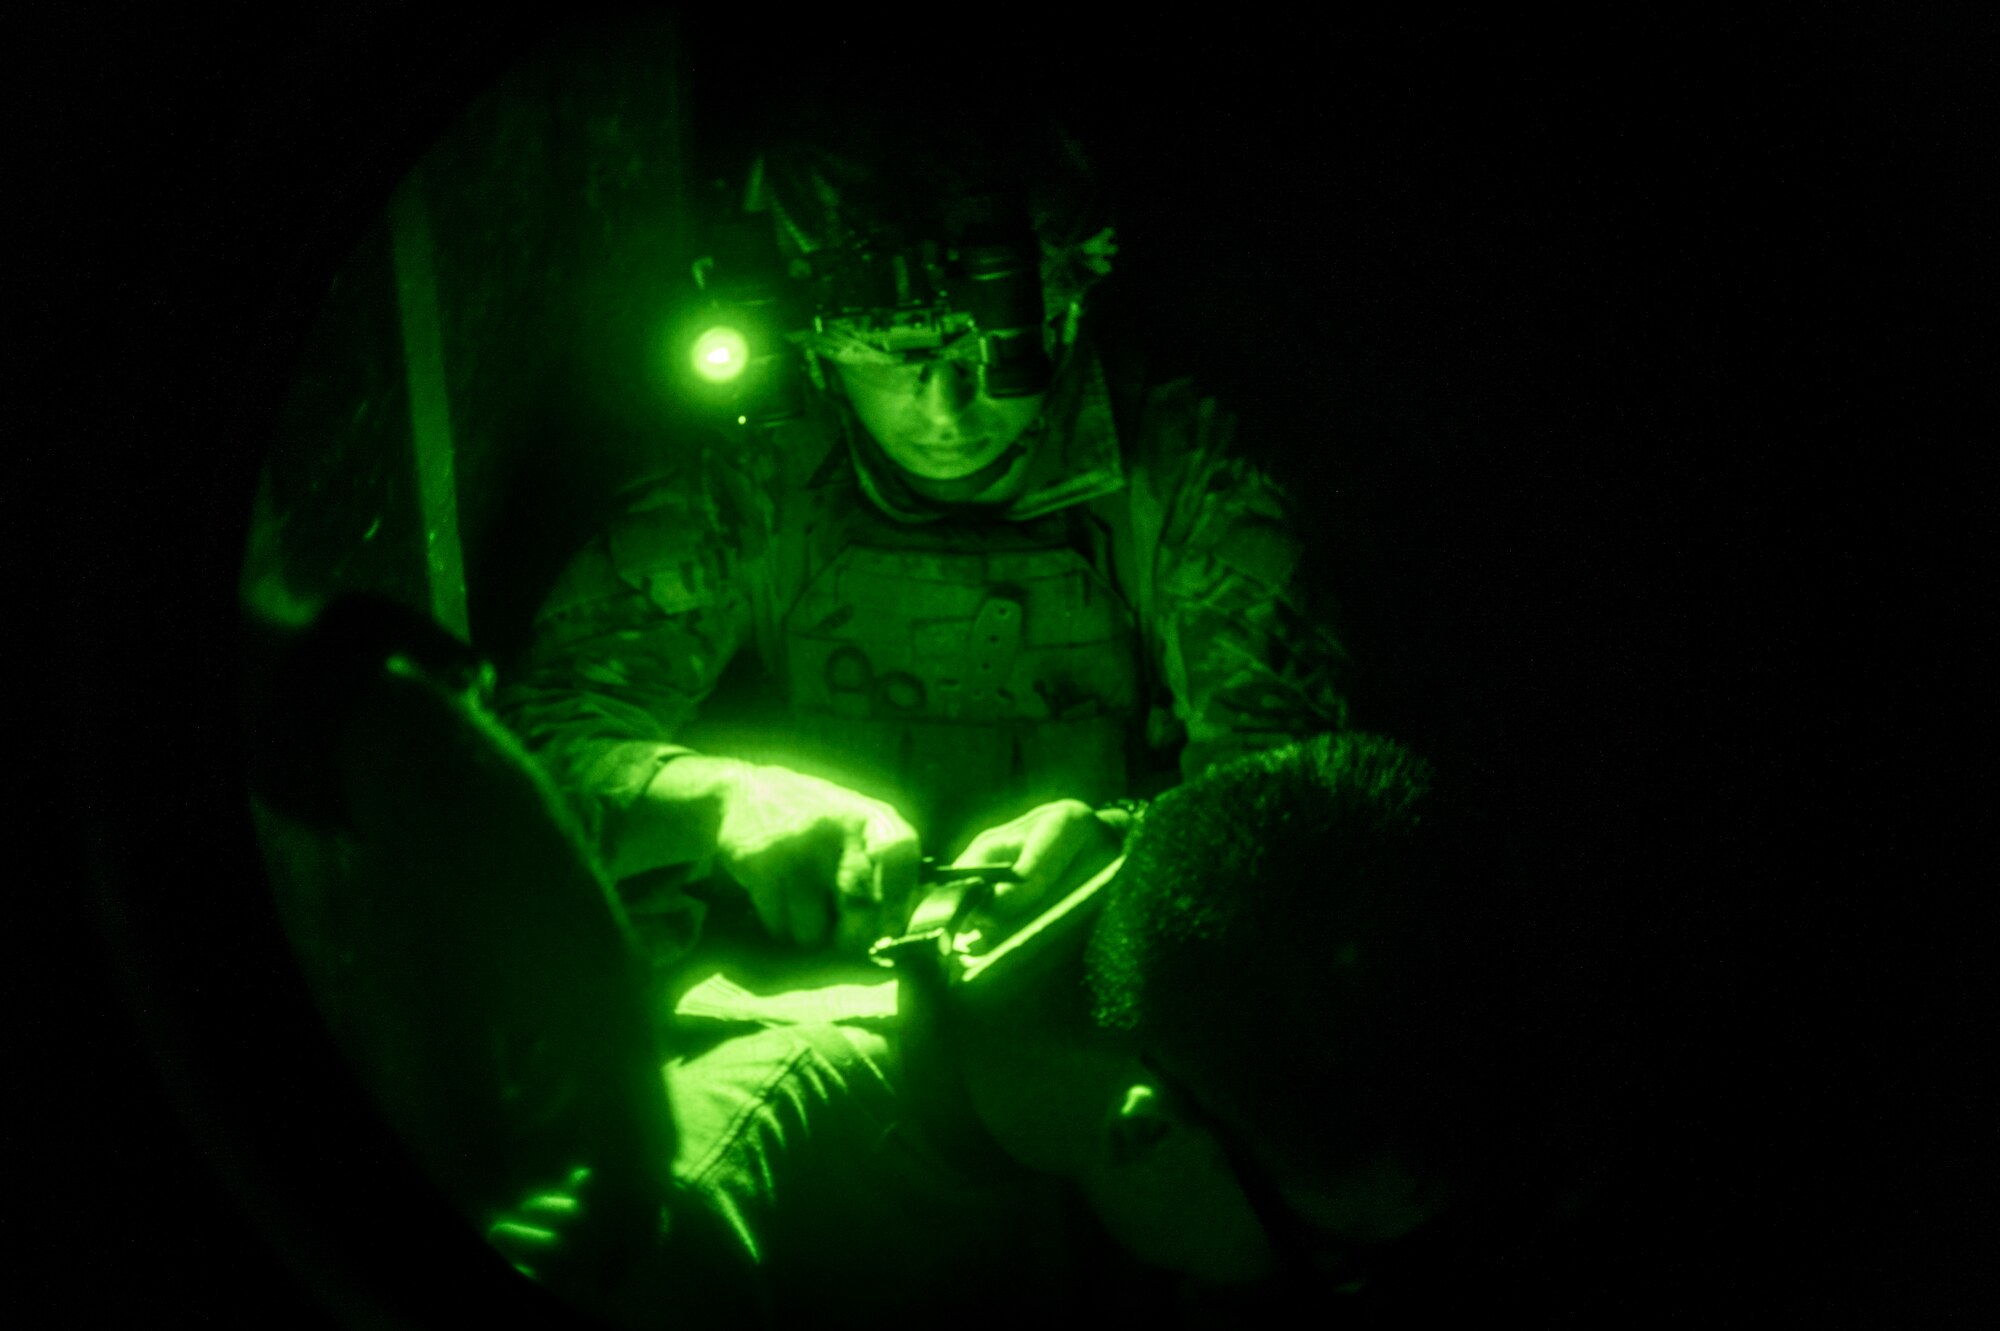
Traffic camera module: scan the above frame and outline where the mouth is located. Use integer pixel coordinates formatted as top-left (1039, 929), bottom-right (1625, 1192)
top-left (910, 436), bottom-right (989, 457)
top-left (890, 436), bottom-right (1007, 481)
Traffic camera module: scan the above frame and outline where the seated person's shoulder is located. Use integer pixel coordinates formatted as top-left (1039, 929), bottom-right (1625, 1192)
top-left (1114, 381), bottom-right (1309, 593)
top-left (534, 472), bottom-right (738, 633)
top-left (1096, 343), bottom-right (1232, 480)
top-left (1101, 326), bottom-right (1315, 590)
top-left (1089, 304), bottom-right (1212, 438)
top-left (604, 471), bottom-right (732, 579)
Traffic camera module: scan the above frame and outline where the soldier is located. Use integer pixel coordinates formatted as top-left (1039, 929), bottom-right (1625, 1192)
top-left (500, 103), bottom-right (1353, 970)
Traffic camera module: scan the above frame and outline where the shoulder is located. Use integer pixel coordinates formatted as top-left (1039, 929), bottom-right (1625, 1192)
top-left (603, 472), bottom-right (734, 577)
top-left (1101, 340), bottom-right (1234, 496)
top-left (1115, 379), bottom-right (1302, 588)
top-left (532, 470), bottom-right (737, 627)
top-left (1089, 317), bottom-right (1318, 583)
top-left (1088, 303), bottom-right (1229, 473)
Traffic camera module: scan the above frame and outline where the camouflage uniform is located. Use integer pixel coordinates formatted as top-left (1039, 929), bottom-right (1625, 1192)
top-left (499, 337), bottom-right (1350, 964)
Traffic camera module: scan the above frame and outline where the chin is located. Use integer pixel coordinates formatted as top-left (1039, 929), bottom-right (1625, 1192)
top-left (911, 461), bottom-right (993, 482)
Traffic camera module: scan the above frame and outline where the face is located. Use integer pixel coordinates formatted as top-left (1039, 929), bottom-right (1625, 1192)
top-left (830, 357), bottom-right (1047, 480)
top-left (1082, 1072), bottom-right (1450, 1287)
top-left (1270, 1153), bottom-right (1450, 1283)
top-left (1079, 1085), bottom-right (1276, 1283)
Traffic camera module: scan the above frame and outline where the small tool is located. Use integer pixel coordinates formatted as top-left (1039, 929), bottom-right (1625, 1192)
top-left (871, 863), bottom-right (1015, 970)
top-left (918, 857), bottom-right (1021, 886)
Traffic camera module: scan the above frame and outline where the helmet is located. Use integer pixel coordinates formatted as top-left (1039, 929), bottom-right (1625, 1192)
top-left (681, 109), bottom-right (1114, 425)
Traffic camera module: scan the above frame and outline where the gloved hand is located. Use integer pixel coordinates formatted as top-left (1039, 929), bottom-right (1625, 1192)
top-left (950, 798), bottom-right (1124, 921)
top-left (485, 1165), bottom-right (681, 1326)
top-left (713, 763), bottom-right (921, 953)
top-left (486, 1164), bottom-right (595, 1283)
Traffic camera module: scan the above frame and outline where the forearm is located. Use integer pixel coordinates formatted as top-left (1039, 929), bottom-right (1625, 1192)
top-left (497, 664), bottom-right (724, 876)
top-left (601, 752), bottom-right (751, 881)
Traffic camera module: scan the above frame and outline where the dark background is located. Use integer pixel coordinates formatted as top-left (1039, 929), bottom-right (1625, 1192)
top-left (22, 5), bottom-right (1982, 1325)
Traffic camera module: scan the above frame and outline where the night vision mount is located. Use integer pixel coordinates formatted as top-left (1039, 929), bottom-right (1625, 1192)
top-left (682, 166), bottom-right (1054, 425)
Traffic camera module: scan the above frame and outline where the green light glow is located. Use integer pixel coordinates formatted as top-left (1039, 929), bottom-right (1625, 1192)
top-left (522, 1193), bottom-right (581, 1215)
top-left (489, 1220), bottom-right (559, 1245)
top-left (692, 326), bottom-right (750, 383)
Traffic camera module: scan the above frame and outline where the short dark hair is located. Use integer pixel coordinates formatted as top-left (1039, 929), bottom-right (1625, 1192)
top-left (1086, 733), bottom-right (1471, 1183)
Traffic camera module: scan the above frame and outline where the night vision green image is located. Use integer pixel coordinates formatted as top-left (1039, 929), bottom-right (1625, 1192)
top-left (236, 16), bottom-right (1605, 1326)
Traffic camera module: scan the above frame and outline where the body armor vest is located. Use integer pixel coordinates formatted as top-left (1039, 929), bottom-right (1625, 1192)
top-left (770, 496), bottom-right (1142, 854)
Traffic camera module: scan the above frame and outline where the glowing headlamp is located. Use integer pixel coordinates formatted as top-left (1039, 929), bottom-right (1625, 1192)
top-left (682, 216), bottom-right (808, 424)
top-left (690, 326), bottom-right (750, 383)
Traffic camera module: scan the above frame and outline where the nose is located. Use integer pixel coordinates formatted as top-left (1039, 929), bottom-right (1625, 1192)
top-left (915, 361), bottom-right (979, 414)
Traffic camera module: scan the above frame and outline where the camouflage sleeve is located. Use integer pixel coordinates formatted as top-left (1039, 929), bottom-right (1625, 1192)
top-left (1142, 388), bottom-right (1354, 781)
top-left (496, 473), bottom-right (753, 966)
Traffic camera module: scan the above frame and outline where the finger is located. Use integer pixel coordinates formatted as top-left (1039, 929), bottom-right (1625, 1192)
top-left (740, 860), bottom-right (791, 941)
top-left (487, 1217), bottom-right (557, 1281)
top-left (1006, 804), bottom-right (1101, 908)
top-left (742, 826), bottom-right (839, 947)
top-left (831, 833), bottom-right (881, 954)
top-left (1017, 804), bottom-right (1081, 874)
top-left (783, 852), bottom-right (834, 948)
top-left (772, 823), bottom-right (836, 947)
top-left (834, 828), bottom-right (876, 907)
top-left (949, 804), bottom-right (1040, 866)
top-left (1006, 822), bottom-right (1080, 907)
top-left (865, 810), bottom-right (922, 934)
top-left (488, 1220), bottom-right (560, 1252)
top-left (518, 1192), bottom-right (582, 1219)
top-left (833, 897), bottom-right (883, 956)
top-left (949, 830), bottom-right (1024, 872)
